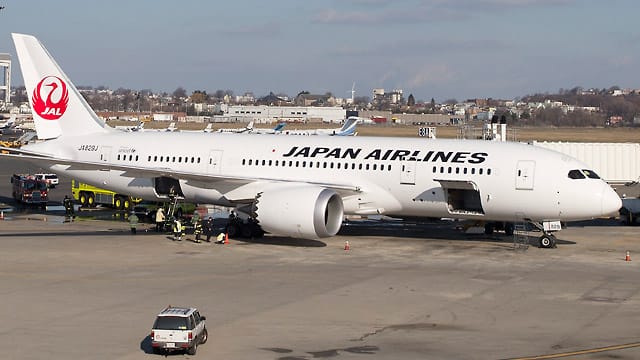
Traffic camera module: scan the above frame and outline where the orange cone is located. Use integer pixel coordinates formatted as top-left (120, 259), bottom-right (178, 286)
top-left (224, 232), bottom-right (229, 245)
top-left (344, 241), bottom-right (350, 251)
top-left (625, 251), bottom-right (631, 262)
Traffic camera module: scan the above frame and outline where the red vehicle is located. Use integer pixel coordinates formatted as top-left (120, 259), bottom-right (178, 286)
top-left (11, 174), bottom-right (49, 205)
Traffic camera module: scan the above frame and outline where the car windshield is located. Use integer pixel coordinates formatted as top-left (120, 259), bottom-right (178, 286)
top-left (153, 316), bottom-right (189, 330)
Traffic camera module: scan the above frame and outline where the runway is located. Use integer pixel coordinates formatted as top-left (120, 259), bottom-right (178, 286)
top-left (0, 214), bottom-right (638, 360)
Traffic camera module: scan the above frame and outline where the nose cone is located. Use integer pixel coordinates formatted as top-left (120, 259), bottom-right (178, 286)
top-left (601, 184), bottom-right (622, 216)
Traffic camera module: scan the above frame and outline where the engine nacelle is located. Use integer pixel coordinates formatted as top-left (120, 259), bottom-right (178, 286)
top-left (253, 184), bottom-right (344, 239)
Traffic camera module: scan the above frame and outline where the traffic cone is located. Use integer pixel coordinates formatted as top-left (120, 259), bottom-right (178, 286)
top-left (224, 232), bottom-right (229, 244)
top-left (625, 251), bottom-right (631, 262)
top-left (344, 240), bottom-right (350, 251)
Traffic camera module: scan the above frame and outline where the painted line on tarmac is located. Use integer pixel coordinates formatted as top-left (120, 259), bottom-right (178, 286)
top-left (504, 341), bottom-right (640, 359)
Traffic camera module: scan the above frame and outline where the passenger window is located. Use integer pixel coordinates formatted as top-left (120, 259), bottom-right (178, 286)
top-left (568, 170), bottom-right (585, 179)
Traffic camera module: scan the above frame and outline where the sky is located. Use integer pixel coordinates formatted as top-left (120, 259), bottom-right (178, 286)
top-left (0, 0), bottom-right (639, 102)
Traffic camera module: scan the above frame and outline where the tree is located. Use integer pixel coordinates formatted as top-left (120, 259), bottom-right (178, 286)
top-left (190, 90), bottom-right (208, 104)
top-left (172, 87), bottom-right (187, 99)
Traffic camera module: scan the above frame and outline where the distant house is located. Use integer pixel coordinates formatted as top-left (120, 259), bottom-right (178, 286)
top-left (294, 93), bottom-right (335, 106)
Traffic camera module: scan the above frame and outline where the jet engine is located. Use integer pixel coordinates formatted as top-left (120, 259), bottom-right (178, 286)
top-left (253, 184), bottom-right (344, 239)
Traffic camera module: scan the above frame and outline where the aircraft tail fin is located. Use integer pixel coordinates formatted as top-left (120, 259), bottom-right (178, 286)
top-left (335, 117), bottom-right (359, 136)
top-left (12, 33), bottom-right (109, 140)
top-left (272, 123), bottom-right (286, 132)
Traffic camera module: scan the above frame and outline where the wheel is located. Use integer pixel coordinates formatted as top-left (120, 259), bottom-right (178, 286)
top-left (123, 198), bottom-right (132, 211)
top-left (200, 328), bottom-right (208, 344)
top-left (226, 223), bottom-right (239, 238)
top-left (187, 342), bottom-right (197, 355)
top-left (79, 192), bottom-right (88, 206)
top-left (504, 222), bottom-right (514, 236)
top-left (87, 194), bottom-right (95, 207)
top-left (240, 224), bottom-right (253, 238)
top-left (539, 234), bottom-right (556, 248)
top-left (484, 223), bottom-right (494, 235)
top-left (252, 226), bottom-right (265, 238)
top-left (114, 197), bottom-right (123, 209)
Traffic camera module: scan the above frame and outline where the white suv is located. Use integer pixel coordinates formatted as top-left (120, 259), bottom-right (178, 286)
top-left (34, 173), bottom-right (59, 188)
top-left (150, 306), bottom-right (208, 355)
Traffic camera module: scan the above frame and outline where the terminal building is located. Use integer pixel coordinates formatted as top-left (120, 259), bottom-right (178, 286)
top-left (214, 104), bottom-right (346, 124)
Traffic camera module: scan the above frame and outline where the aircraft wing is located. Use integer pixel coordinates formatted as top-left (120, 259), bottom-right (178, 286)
top-left (0, 146), bottom-right (361, 198)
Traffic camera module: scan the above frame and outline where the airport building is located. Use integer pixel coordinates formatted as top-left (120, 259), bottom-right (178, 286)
top-left (215, 105), bottom-right (346, 124)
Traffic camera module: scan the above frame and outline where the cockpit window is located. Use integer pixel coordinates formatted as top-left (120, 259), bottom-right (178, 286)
top-left (568, 170), bottom-right (585, 179)
top-left (582, 169), bottom-right (600, 179)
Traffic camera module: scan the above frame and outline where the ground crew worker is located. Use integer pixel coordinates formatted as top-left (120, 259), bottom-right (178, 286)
top-left (191, 210), bottom-right (201, 242)
top-left (203, 217), bottom-right (214, 242)
top-left (63, 195), bottom-right (74, 218)
top-left (215, 232), bottom-right (225, 244)
top-left (155, 207), bottom-right (165, 232)
top-left (129, 211), bottom-right (139, 235)
top-left (172, 217), bottom-right (182, 241)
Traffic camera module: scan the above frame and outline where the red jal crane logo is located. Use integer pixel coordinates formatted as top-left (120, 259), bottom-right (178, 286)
top-left (32, 76), bottom-right (69, 120)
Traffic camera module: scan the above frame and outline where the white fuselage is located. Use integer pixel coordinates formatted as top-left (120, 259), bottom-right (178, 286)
top-left (24, 131), bottom-right (620, 223)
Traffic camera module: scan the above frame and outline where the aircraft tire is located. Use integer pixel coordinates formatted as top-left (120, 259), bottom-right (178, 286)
top-left (539, 235), bottom-right (555, 248)
top-left (484, 223), bottom-right (494, 235)
top-left (226, 223), bottom-right (239, 238)
top-left (240, 224), bottom-right (252, 238)
top-left (504, 222), bottom-right (514, 236)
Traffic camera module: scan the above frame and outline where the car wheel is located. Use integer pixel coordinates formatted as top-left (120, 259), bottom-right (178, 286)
top-left (187, 342), bottom-right (197, 355)
top-left (201, 328), bottom-right (208, 344)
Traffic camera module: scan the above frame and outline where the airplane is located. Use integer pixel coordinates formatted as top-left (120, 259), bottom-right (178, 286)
top-left (0, 114), bottom-right (17, 132)
top-left (250, 122), bottom-right (286, 134)
top-left (2, 33), bottom-right (622, 248)
top-left (114, 121), bottom-right (144, 132)
top-left (217, 120), bottom-right (254, 133)
top-left (281, 117), bottom-right (358, 136)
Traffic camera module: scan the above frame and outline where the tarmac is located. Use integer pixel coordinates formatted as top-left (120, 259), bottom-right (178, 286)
top-left (0, 212), bottom-right (638, 360)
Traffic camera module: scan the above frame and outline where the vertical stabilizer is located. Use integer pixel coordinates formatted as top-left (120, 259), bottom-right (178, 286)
top-left (12, 33), bottom-right (109, 140)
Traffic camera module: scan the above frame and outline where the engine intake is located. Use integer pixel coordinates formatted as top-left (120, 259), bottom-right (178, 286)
top-left (253, 184), bottom-right (344, 239)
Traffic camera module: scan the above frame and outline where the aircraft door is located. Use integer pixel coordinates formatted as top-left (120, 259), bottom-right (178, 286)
top-left (400, 161), bottom-right (416, 185)
top-left (100, 146), bottom-right (111, 162)
top-left (515, 160), bottom-right (535, 190)
top-left (208, 150), bottom-right (223, 174)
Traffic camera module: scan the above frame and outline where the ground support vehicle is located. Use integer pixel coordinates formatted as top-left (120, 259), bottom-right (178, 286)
top-left (11, 174), bottom-right (48, 205)
top-left (151, 306), bottom-right (207, 355)
top-left (620, 198), bottom-right (640, 225)
top-left (71, 179), bottom-right (141, 210)
top-left (34, 173), bottom-right (59, 188)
